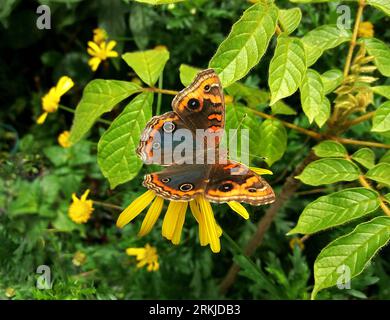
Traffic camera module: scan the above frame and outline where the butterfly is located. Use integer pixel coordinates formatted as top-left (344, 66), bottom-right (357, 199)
top-left (136, 69), bottom-right (275, 206)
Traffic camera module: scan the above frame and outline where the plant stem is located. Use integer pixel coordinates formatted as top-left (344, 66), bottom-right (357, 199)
top-left (335, 137), bottom-right (390, 149)
top-left (59, 105), bottom-right (112, 125)
top-left (343, 111), bottom-right (375, 128)
top-left (359, 175), bottom-right (390, 216)
top-left (142, 87), bottom-right (178, 96)
top-left (343, 0), bottom-right (366, 78)
top-left (156, 73), bottom-right (163, 115)
top-left (93, 200), bottom-right (123, 211)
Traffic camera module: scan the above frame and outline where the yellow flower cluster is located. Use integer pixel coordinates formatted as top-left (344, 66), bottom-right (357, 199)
top-left (37, 76), bottom-right (74, 124)
top-left (58, 130), bottom-right (71, 148)
top-left (126, 244), bottom-right (159, 272)
top-left (87, 27), bottom-right (118, 71)
top-left (68, 189), bottom-right (94, 224)
top-left (358, 21), bottom-right (374, 38)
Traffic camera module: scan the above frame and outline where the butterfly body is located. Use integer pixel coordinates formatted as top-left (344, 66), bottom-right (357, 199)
top-left (137, 69), bottom-right (275, 206)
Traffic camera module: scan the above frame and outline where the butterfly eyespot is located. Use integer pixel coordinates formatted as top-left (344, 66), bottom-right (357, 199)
top-left (161, 178), bottom-right (171, 183)
top-left (204, 84), bottom-right (210, 92)
top-left (163, 121), bottom-right (175, 133)
top-left (179, 183), bottom-right (194, 192)
top-left (152, 142), bottom-right (161, 150)
top-left (219, 183), bottom-right (233, 192)
top-left (187, 98), bottom-right (200, 110)
top-left (248, 188), bottom-right (257, 193)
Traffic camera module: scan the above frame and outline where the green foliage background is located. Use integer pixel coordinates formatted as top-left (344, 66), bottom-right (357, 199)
top-left (1, 0), bottom-right (390, 300)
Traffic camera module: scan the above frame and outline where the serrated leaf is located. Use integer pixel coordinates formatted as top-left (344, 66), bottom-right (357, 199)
top-left (296, 158), bottom-right (360, 186)
top-left (372, 101), bottom-right (390, 132)
top-left (122, 47), bottom-right (170, 86)
top-left (366, 163), bottom-right (390, 186)
top-left (70, 80), bottom-right (141, 144)
top-left (179, 64), bottom-right (201, 87)
top-left (351, 148), bottom-right (376, 169)
top-left (278, 8), bottom-right (302, 35)
top-left (209, 0), bottom-right (278, 87)
top-left (372, 86), bottom-right (390, 99)
top-left (300, 69), bottom-right (324, 123)
top-left (270, 100), bottom-right (297, 115)
top-left (380, 150), bottom-right (390, 164)
top-left (367, 0), bottom-right (390, 16)
top-left (97, 92), bottom-right (153, 188)
top-left (312, 140), bottom-right (347, 158)
top-left (321, 69), bottom-right (343, 94)
top-left (258, 119), bottom-right (287, 166)
top-left (312, 216), bottom-right (390, 299)
top-left (225, 104), bottom-right (262, 162)
top-left (289, 188), bottom-right (380, 235)
top-left (269, 36), bottom-right (307, 105)
top-left (302, 25), bottom-right (351, 66)
top-left (315, 97), bottom-right (330, 128)
top-left (362, 38), bottom-right (390, 77)
top-left (133, 0), bottom-right (185, 4)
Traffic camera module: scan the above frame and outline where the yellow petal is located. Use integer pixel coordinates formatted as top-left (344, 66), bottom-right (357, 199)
top-left (250, 167), bottom-right (273, 175)
top-left (197, 196), bottom-right (221, 253)
top-left (162, 201), bottom-right (187, 240)
top-left (138, 196), bottom-right (164, 237)
top-left (171, 202), bottom-right (187, 245)
top-left (106, 40), bottom-right (117, 52)
top-left (36, 112), bottom-right (48, 124)
top-left (126, 248), bottom-right (145, 257)
top-left (55, 76), bottom-right (74, 97)
top-left (88, 57), bottom-right (101, 71)
top-left (190, 200), bottom-right (208, 246)
top-left (87, 41), bottom-right (100, 53)
top-left (116, 190), bottom-right (156, 228)
top-left (106, 50), bottom-right (119, 58)
top-left (227, 201), bottom-right (249, 220)
top-left (81, 189), bottom-right (90, 201)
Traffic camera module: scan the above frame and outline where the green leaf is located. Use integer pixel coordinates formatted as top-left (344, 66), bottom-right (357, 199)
top-left (179, 64), bottom-right (201, 87)
top-left (225, 83), bottom-right (269, 107)
top-left (300, 69), bottom-right (324, 123)
top-left (351, 148), bottom-right (376, 169)
top-left (69, 80), bottom-right (141, 144)
top-left (372, 86), bottom-right (390, 100)
top-left (312, 140), bottom-right (347, 158)
top-left (278, 8), bottom-right (302, 35)
top-left (366, 0), bottom-right (390, 16)
top-left (380, 150), bottom-right (390, 164)
top-left (321, 69), bottom-right (343, 94)
top-left (258, 119), bottom-right (288, 166)
top-left (97, 92), bottom-right (153, 188)
top-left (312, 216), bottom-right (390, 299)
top-left (302, 25), bottom-right (351, 66)
top-left (122, 47), bottom-right (170, 86)
top-left (365, 163), bottom-right (390, 186)
top-left (209, 0), bottom-right (278, 87)
top-left (372, 101), bottom-right (390, 132)
top-left (384, 193), bottom-right (390, 203)
top-left (133, 0), bottom-right (185, 4)
top-left (225, 104), bottom-right (262, 162)
top-left (269, 36), bottom-right (307, 105)
top-left (270, 100), bottom-right (297, 115)
top-left (289, 188), bottom-right (380, 235)
top-left (296, 158), bottom-right (360, 186)
top-left (315, 97), bottom-right (330, 128)
top-left (362, 38), bottom-right (390, 77)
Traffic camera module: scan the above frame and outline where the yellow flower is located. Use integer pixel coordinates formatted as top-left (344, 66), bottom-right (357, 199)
top-left (72, 251), bottom-right (87, 266)
top-left (87, 40), bottom-right (118, 71)
top-left (68, 189), bottom-right (94, 224)
top-left (358, 21), bottom-right (374, 38)
top-left (58, 130), bottom-right (72, 148)
top-left (37, 76), bottom-right (74, 124)
top-left (117, 190), bottom-right (251, 253)
top-left (93, 28), bottom-right (107, 44)
top-left (126, 244), bottom-right (159, 272)
top-left (5, 287), bottom-right (16, 298)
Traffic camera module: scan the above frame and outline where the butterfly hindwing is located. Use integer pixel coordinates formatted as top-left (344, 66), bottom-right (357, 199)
top-left (143, 165), bottom-right (210, 201)
top-left (205, 161), bottom-right (275, 206)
